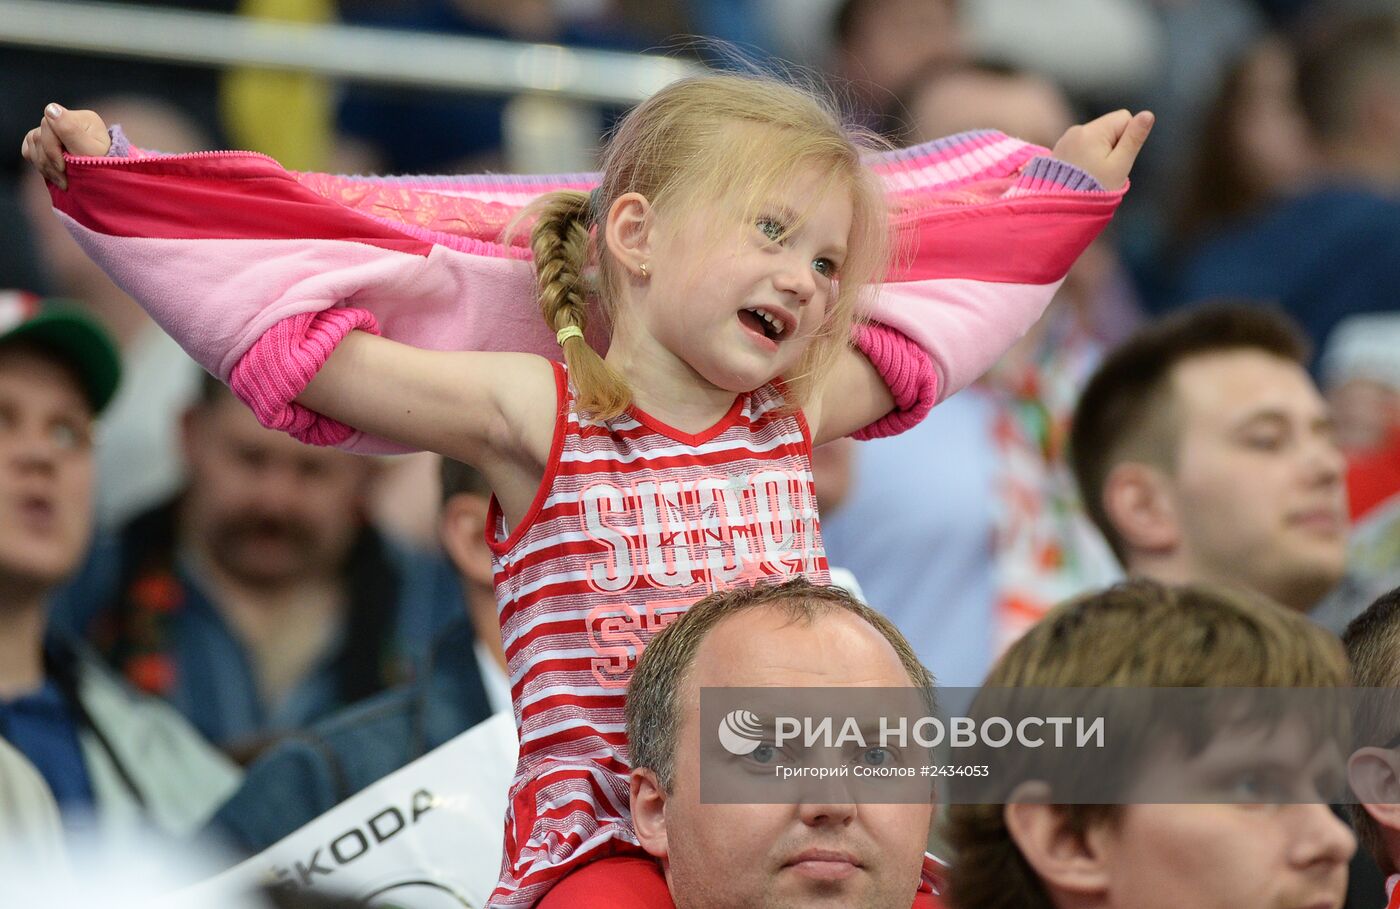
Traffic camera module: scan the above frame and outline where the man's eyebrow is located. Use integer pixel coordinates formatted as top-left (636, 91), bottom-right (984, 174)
top-left (1229, 407), bottom-right (1335, 435)
top-left (1228, 409), bottom-right (1290, 432)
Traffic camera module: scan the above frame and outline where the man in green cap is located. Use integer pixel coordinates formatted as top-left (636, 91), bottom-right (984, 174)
top-left (0, 289), bottom-right (239, 849)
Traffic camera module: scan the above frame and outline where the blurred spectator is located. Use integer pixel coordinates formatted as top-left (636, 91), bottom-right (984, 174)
top-left (822, 62), bottom-right (1127, 686)
top-left (831, 0), bottom-right (965, 131)
top-left (19, 96), bottom-right (209, 529)
top-left (0, 292), bottom-right (239, 844)
top-left (1123, 0), bottom-right (1262, 256)
top-left (1069, 303), bottom-right (1348, 615)
top-left (1319, 314), bottom-right (1400, 520)
top-left (51, 376), bottom-right (460, 762)
top-left (1175, 14), bottom-right (1400, 353)
top-left (204, 458), bottom-right (501, 855)
top-left (1169, 34), bottom-right (1316, 252)
top-left (945, 580), bottom-right (1355, 909)
top-left (1310, 314), bottom-right (1400, 653)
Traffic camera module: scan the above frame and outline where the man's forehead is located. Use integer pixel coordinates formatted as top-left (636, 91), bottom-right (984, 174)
top-left (689, 605), bottom-right (911, 690)
top-left (1169, 348), bottom-right (1325, 424)
top-left (0, 343), bottom-right (93, 415)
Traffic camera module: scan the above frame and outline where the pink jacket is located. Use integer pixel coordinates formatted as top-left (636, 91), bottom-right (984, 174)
top-left (49, 129), bottom-right (1121, 452)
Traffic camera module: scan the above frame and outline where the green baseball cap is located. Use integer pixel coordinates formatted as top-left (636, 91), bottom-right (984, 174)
top-left (0, 290), bottom-right (121, 413)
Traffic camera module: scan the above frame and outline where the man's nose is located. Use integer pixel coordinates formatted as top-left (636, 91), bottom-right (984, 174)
top-left (1285, 802), bottom-right (1356, 869)
top-left (797, 793), bottom-right (857, 828)
top-left (248, 462), bottom-right (304, 507)
top-left (1305, 432), bottom-right (1346, 486)
top-left (6, 426), bottom-right (61, 472)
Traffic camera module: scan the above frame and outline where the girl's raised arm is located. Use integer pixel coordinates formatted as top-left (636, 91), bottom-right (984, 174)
top-left (809, 109), bottom-right (1154, 446)
top-left (295, 333), bottom-right (556, 472)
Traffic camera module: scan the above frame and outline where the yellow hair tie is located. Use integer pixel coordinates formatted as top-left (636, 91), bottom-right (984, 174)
top-left (556, 325), bottom-right (584, 346)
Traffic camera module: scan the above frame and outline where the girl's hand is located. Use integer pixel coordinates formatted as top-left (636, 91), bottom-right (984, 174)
top-left (1050, 109), bottom-right (1154, 191)
top-left (20, 104), bottom-right (112, 191)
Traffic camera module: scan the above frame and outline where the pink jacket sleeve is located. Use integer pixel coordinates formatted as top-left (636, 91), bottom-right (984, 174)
top-left (52, 128), bottom-right (1121, 452)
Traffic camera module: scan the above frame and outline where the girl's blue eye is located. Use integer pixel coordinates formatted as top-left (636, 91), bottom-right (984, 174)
top-left (757, 218), bottom-right (785, 242)
top-left (813, 258), bottom-right (836, 278)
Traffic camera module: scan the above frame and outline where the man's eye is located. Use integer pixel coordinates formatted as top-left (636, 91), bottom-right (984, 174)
top-left (51, 421), bottom-right (92, 452)
top-left (858, 747), bottom-right (895, 767)
top-left (747, 743), bottom-right (779, 765)
top-left (1243, 434), bottom-right (1285, 451)
top-left (1224, 769), bottom-right (1290, 802)
top-left (756, 218), bottom-right (785, 242)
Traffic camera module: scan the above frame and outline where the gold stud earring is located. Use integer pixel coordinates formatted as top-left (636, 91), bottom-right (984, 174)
top-left (638, 262), bottom-right (650, 279)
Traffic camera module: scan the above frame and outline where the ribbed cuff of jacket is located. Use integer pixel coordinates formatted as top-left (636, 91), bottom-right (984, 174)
top-left (1012, 156), bottom-right (1108, 194)
top-left (229, 307), bottom-right (380, 447)
top-left (850, 322), bottom-right (939, 440)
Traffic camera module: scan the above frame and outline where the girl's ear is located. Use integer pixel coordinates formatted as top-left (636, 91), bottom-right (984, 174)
top-left (604, 191), bottom-right (654, 278)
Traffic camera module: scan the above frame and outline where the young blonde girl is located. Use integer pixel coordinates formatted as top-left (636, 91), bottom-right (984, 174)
top-left (27, 72), bottom-right (1149, 907)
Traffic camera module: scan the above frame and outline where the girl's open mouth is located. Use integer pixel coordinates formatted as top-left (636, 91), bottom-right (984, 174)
top-left (739, 307), bottom-right (785, 342)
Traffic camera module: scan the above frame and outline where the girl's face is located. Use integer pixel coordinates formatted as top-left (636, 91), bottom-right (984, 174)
top-left (641, 166), bottom-right (855, 395)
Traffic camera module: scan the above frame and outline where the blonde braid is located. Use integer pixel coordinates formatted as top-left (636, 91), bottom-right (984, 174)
top-left (529, 191), bottom-right (631, 420)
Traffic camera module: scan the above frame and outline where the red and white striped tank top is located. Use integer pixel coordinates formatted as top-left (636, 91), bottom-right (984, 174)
top-left (485, 362), bottom-right (829, 906)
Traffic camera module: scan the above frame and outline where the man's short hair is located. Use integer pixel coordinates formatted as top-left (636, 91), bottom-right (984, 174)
top-left (1296, 14), bottom-right (1400, 143)
top-left (625, 577), bottom-right (935, 791)
top-left (946, 579), bottom-right (1350, 909)
top-left (1068, 302), bottom-right (1311, 563)
top-left (1343, 585), bottom-right (1400, 873)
